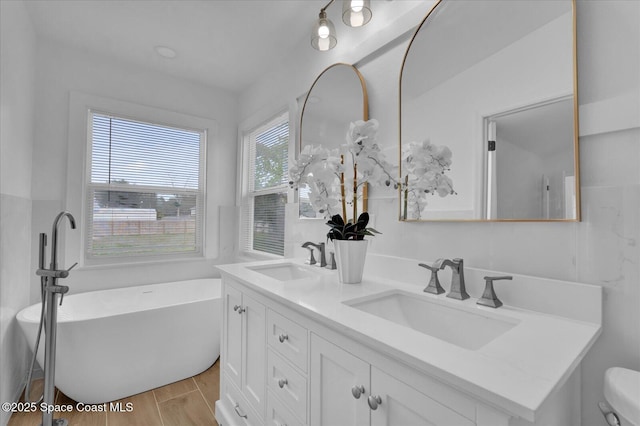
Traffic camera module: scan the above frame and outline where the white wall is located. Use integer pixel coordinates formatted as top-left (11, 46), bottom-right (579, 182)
top-left (29, 38), bottom-right (239, 301)
top-left (0, 1), bottom-right (36, 424)
top-left (239, 1), bottom-right (640, 425)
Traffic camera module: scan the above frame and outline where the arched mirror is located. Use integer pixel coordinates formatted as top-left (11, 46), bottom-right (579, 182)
top-left (299, 63), bottom-right (369, 219)
top-left (400, 0), bottom-right (579, 221)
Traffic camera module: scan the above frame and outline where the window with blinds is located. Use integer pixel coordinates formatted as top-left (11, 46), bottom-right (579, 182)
top-left (86, 112), bottom-right (205, 260)
top-left (242, 113), bottom-right (289, 256)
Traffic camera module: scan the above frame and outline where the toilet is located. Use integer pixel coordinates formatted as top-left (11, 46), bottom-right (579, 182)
top-left (600, 367), bottom-right (640, 426)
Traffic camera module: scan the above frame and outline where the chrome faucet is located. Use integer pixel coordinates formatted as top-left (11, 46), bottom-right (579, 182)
top-left (50, 211), bottom-right (76, 270)
top-left (434, 258), bottom-right (470, 300)
top-left (37, 212), bottom-right (78, 282)
top-left (302, 241), bottom-right (327, 267)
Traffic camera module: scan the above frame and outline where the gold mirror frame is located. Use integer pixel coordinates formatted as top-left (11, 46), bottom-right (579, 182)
top-left (398, 0), bottom-right (580, 222)
top-left (299, 63), bottom-right (369, 219)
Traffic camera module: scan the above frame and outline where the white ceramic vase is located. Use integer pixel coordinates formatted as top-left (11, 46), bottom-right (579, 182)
top-left (333, 239), bottom-right (369, 284)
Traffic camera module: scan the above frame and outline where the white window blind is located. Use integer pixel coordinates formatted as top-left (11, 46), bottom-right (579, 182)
top-left (86, 112), bottom-right (205, 260)
top-left (242, 113), bottom-right (289, 256)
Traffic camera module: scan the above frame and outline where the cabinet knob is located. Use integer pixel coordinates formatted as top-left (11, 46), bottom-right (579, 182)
top-left (351, 385), bottom-right (365, 399)
top-left (367, 395), bottom-right (382, 410)
top-left (233, 402), bottom-right (248, 419)
top-left (233, 305), bottom-right (246, 314)
top-left (278, 378), bottom-right (288, 388)
top-left (278, 333), bottom-right (289, 343)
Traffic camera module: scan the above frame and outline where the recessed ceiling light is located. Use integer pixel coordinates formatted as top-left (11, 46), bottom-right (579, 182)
top-left (155, 46), bottom-right (177, 59)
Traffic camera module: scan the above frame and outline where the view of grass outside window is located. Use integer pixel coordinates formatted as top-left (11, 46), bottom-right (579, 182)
top-left (87, 112), bottom-right (204, 259)
top-left (244, 113), bottom-right (289, 256)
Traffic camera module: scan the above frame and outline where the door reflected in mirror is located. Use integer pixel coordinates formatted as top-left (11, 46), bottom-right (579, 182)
top-left (400, 0), bottom-right (579, 221)
top-left (485, 96), bottom-right (576, 220)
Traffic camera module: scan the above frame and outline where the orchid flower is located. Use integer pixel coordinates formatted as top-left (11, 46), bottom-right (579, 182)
top-left (400, 139), bottom-right (456, 219)
top-left (290, 120), bottom-right (455, 222)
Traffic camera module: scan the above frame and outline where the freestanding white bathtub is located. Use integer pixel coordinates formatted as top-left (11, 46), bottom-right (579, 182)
top-left (16, 278), bottom-right (221, 404)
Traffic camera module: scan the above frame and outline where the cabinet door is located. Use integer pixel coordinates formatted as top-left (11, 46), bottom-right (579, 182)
top-left (224, 284), bottom-right (243, 390)
top-left (370, 367), bottom-right (474, 426)
top-left (242, 293), bottom-right (267, 418)
top-left (310, 334), bottom-right (370, 426)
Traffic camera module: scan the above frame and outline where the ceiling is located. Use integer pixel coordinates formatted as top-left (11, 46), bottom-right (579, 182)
top-left (24, 0), bottom-right (331, 93)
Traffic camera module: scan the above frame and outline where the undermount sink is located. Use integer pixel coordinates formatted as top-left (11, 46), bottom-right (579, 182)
top-left (344, 290), bottom-right (520, 350)
top-left (248, 263), bottom-right (317, 281)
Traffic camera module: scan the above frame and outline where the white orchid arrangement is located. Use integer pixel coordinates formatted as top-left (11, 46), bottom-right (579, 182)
top-left (400, 139), bottom-right (456, 219)
top-left (289, 119), bottom-right (395, 223)
top-left (289, 118), bottom-right (456, 227)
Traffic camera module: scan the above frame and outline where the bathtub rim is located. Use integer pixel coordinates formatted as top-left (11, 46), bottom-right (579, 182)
top-left (17, 277), bottom-right (221, 324)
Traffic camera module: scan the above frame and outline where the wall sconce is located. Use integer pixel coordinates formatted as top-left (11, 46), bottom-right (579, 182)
top-left (342, 0), bottom-right (372, 27)
top-left (311, 8), bottom-right (337, 51)
top-left (311, 0), bottom-right (372, 51)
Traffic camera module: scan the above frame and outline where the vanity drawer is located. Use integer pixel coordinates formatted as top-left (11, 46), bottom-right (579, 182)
top-left (267, 349), bottom-right (307, 422)
top-left (267, 390), bottom-right (304, 426)
top-left (267, 309), bottom-right (308, 372)
top-left (221, 373), bottom-right (264, 426)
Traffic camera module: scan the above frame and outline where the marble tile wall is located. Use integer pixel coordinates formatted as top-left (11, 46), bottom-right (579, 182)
top-left (576, 128), bottom-right (640, 424)
top-left (0, 195), bottom-right (33, 426)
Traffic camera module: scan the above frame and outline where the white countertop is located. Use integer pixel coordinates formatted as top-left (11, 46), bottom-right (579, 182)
top-left (216, 256), bottom-right (602, 422)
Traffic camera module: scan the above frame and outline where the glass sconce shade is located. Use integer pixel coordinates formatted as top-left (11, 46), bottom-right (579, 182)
top-left (311, 10), bottom-right (337, 51)
top-left (342, 0), bottom-right (372, 27)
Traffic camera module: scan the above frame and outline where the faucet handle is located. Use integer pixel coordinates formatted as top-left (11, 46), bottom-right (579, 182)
top-left (328, 251), bottom-right (337, 270)
top-left (418, 263), bottom-right (445, 295)
top-left (303, 245), bottom-right (317, 265)
top-left (477, 276), bottom-right (512, 308)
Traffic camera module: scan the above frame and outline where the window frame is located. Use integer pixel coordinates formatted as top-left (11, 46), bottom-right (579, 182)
top-left (64, 92), bottom-right (218, 269)
top-left (240, 111), bottom-right (290, 258)
top-left (84, 110), bottom-right (207, 263)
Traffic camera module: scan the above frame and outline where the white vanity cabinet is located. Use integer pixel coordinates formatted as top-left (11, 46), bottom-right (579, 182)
top-left (216, 259), bottom-right (600, 426)
top-left (218, 278), bottom-right (483, 426)
top-left (220, 280), bottom-right (267, 425)
top-left (310, 333), bottom-right (475, 426)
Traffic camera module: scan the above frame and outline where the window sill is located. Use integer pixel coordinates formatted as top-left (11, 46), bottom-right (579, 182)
top-left (78, 254), bottom-right (208, 272)
top-left (237, 250), bottom-right (283, 263)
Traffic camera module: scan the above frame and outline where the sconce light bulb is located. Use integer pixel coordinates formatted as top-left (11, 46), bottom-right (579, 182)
top-left (317, 37), bottom-right (331, 51)
top-left (318, 21), bottom-right (330, 39)
top-left (349, 13), bottom-right (364, 27)
top-left (350, 0), bottom-right (364, 13)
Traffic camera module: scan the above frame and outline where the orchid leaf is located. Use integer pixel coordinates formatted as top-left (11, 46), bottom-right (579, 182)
top-left (325, 211), bottom-right (381, 241)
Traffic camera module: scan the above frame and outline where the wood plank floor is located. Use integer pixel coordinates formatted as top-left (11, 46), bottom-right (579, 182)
top-left (8, 360), bottom-right (219, 426)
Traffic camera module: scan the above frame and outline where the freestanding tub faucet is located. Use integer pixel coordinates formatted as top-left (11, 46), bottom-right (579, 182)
top-left (434, 258), bottom-right (470, 300)
top-left (34, 211), bottom-right (77, 426)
